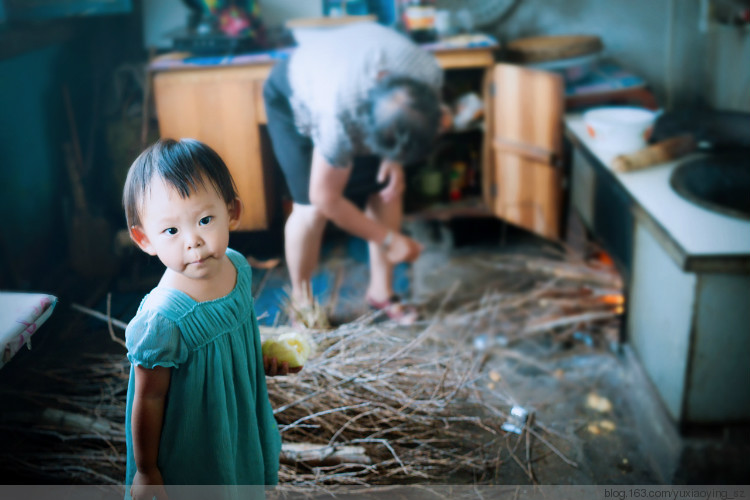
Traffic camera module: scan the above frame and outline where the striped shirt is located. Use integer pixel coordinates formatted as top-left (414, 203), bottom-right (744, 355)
top-left (288, 22), bottom-right (443, 167)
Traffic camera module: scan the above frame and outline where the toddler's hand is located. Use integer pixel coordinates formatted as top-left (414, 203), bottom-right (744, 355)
top-left (264, 354), bottom-right (302, 376)
top-left (131, 469), bottom-right (168, 500)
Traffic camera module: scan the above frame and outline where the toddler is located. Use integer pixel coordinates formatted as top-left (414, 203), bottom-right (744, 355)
top-left (122, 139), bottom-right (294, 499)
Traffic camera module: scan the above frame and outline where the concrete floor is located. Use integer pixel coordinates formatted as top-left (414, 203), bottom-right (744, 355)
top-left (407, 217), bottom-right (749, 485)
top-left (0, 216), bottom-right (747, 485)
top-left (250, 215), bottom-right (749, 485)
top-left (311, 216), bottom-right (749, 485)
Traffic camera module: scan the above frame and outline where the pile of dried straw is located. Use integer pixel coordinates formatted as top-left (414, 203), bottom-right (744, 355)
top-left (0, 251), bottom-right (622, 486)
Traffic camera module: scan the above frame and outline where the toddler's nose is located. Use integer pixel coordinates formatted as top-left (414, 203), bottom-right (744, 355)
top-left (186, 233), bottom-right (203, 249)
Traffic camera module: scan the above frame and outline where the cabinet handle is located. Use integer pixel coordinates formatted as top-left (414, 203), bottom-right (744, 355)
top-left (494, 137), bottom-right (558, 166)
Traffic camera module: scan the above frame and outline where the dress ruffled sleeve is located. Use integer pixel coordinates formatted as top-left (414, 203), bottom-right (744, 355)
top-left (125, 309), bottom-right (188, 370)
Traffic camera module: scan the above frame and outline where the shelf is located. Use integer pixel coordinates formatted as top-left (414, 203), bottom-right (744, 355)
top-left (404, 196), bottom-right (492, 222)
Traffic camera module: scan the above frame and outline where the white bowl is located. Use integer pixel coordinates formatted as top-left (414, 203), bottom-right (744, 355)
top-left (583, 106), bottom-right (659, 154)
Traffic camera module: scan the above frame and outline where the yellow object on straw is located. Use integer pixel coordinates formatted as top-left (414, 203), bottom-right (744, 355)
top-left (262, 331), bottom-right (313, 368)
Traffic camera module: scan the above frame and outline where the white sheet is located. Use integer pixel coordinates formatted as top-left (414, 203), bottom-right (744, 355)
top-left (0, 292), bottom-right (58, 369)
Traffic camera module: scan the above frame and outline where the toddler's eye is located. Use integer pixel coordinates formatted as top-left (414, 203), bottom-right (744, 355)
top-left (164, 227), bottom-right (178, 235)
top-left (199, 216), bottom-right (213, 225)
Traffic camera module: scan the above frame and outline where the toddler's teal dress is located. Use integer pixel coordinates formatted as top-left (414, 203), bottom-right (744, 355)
top-left (124, 248), bottom-right (280, 488)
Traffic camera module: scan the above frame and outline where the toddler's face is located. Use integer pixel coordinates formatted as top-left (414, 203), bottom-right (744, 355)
top-left (133, 176), bottom-right (239, 282)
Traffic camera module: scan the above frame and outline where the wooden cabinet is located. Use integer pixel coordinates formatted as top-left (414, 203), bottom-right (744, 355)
top-left (431, 60), bottom-right (564, 240)
top-left (152, 48), bottom-right (565, 239)
top-left (153, 63), bottom-right (275, 231)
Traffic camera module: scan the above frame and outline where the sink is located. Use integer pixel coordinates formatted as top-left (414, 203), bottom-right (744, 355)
top-left (670, 154), bottom-right (750, 220)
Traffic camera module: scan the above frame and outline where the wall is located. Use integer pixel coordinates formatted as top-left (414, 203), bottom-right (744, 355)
top-left (0, 45), bottom-right (68, 288)
top-left (480, 0), bottom-right (747, 111)
top-left (0, 8), bottom-right (144, 289)
top-left (489, 0), bottom-right (713, 109)
top-left (141, 0), bottom-right (187, 50)
top-left (142, 0), bottom-right (747, 111)
top-left (707, 22), bottom-right (750, 111)
top-left (141, 0), bottom-right (322, 50)
top-left (262, 0), bottom-right (321, 29)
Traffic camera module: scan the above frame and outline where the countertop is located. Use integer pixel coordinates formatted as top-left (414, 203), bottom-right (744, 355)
top-left (565, 113), bottom-right (750, 271)
top-left (150, 33), bottom-right (499, 72)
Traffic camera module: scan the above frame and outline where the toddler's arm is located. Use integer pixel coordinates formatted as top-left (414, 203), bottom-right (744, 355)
top-left (131, 365), bottom-right (171, 500)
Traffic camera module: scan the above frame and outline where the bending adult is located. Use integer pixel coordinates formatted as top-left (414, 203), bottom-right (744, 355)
top-left (263, 22), bottom-right (447, 324)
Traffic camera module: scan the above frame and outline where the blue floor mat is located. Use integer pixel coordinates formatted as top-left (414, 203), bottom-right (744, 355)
top-left (102, 236), bottom-right (411, 328)
top-left (253, 236), bottom-right (412, 326)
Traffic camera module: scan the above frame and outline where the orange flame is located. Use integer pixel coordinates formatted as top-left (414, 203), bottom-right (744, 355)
top-left (600, 294), bottom-right (625, 306)
top-left (598, 293), bottom-right (625, 315)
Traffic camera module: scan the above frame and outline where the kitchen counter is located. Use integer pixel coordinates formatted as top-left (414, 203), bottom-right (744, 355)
top-left (565, 113), bottom-right (750, 272)
top-left (567, 113), bottom-right (750, 424)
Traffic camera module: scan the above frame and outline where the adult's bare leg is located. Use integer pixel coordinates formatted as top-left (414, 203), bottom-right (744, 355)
top-left (364, 193), bottom-right (402, 303)
top-left (284, 202), bottom-right (328, 305)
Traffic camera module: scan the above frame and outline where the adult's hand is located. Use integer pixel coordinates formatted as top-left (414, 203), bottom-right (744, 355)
top-left (384, 232), bottom-right (423, 264)
top-left (308, 149), bottom-right (416, 259)
top-left (376, 160), bottom-right (405, 203)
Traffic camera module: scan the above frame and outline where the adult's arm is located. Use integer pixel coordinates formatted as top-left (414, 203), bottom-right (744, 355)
top-left (308, 148), bottom-right (421, 262)
top-left (309, 148), bottom-right (390, 241)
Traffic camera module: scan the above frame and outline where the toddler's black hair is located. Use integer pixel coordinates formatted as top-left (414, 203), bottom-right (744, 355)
top-left (123, 138), bottom-right (238, 228)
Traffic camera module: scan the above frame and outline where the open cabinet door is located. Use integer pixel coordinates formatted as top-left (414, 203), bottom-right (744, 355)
top-left (489, 63), bottom-right (564, 240)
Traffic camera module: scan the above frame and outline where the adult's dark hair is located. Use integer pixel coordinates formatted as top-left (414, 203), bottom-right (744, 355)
top-left (364, 75), bottom-right (442, 165)
top-left (123, 138), bottom-right (238, 228)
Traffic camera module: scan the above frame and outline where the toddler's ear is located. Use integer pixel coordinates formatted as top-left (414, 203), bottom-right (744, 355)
top-left (129, 226), bottom-right (156, 255)
top-left (228, 197), bottom-right (243, 231)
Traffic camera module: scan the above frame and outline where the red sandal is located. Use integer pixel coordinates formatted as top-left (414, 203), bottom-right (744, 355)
top-left (366, 295), bottom-right (419, 325)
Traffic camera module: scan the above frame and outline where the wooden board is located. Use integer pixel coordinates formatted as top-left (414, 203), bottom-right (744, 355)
top-left (490, 63), bottom-right (564, 240)
top-left (433, 49), bottom-right (495, 69)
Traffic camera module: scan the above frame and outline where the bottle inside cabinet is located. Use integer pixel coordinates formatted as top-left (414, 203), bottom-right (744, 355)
top-left (404, 129), bottom-right (483, 214)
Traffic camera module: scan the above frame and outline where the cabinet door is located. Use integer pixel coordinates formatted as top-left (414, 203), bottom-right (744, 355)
top-left (489, 63), bottom-right (564, 240)
top-left (153, 65), bottom-right (272, 231)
